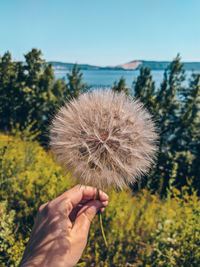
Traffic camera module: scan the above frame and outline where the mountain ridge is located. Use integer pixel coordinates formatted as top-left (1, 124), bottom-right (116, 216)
top-left (48, 60), bottom-right (200, 71)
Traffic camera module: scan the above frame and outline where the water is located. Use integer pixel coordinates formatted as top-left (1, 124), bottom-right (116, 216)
top-left (55, 69), bottom-right (193, 89)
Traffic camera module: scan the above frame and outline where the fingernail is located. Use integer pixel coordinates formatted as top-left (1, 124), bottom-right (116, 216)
top-left (102, 200), bottom-right (108, 206)
top-left (101, 191), bottom-right (109, 199)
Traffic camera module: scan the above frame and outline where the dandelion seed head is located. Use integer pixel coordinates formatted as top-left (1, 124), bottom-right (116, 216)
top-left (50, 89), bottom-right (158, 189)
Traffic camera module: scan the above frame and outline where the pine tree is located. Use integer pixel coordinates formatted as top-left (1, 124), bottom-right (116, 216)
top-left (133, 67), bottom-right (156, 115)
top-left (154, 55), bottom-right (186, 194)
top-left (156, 54), bottom-right (185, 149)
top-left (66, 64), bottom-right (89, 99)
top-left (174, 73), bottom-right (200, 189)
top-left (0, 49), bottom-right (69, 143)
top-left (0, 52), bottom-right (21, 129)
top-left (24, 48), bottom-right (45, 87)
top-left (112, 76), bottom-right (129, 95)
top-left (131, 67), bottom-right (157, 191)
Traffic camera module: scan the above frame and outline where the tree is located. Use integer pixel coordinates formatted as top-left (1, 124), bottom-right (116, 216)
top-left (0, 51), bottom-right (23, 130)
top-left (175, 73), bottom-right (200, 150)
top-left (133, 67), bottom-right (155, 101)
top-left (132, 55), bottom-right (193, 195)
top-left (156, 54), bottom-right (185, 149)
top-left (112, 76), bottom-right (129, 95)
top-left (0, 50), bottom-right (91, 145)
top-left (173, 73), bottom-right (200, 189)
top-left (24, 48), bottom-right (45, 87)
top-left (66, 64), bottom-right (89, 100)
top-left (0, 49), bottom-right (69, 144)
top-left (133, 67), bottom-right (156, 115)
top-left (152, 55), bottom-right (186, 194)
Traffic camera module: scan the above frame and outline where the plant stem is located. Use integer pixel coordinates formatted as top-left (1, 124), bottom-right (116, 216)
top-left (97, 189), bottom-right (108, 247)
top-left (99, 211), bottom-right (108, 247)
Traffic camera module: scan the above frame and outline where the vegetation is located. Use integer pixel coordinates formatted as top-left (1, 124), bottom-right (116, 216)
top-left (0, 49), bottom-right (200, 265)
top-left (131, 55), bottom-right (200, 195)
top-left (1, 133), bottom-right (200, 266)
top-left (0, 132), bottom-right (73, 266)
top-left (82, 187), bottom-right (200, 267)
top-left (112, 76), bottom-right (129, 95)
top-left (0, 49), bottom-right (89, 145)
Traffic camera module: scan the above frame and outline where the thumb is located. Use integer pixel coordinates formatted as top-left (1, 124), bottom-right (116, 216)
top-left (72, 200), bottom-right (102, 238)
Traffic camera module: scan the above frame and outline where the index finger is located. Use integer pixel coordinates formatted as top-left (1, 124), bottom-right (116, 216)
top-left (58, 184), bottom-right (109, 208)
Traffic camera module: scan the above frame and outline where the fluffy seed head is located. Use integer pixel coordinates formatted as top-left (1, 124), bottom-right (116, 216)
top-left (50, 89), bottom-right (158, 189)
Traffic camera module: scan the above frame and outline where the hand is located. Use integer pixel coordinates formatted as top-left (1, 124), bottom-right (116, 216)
top-left (19, 185), bottom-right (109, 267)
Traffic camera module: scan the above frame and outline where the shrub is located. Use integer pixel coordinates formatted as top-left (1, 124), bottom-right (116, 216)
top-left (80, 188), bottom-right (200, 266)
top-left (0, 132), bottom-right (72, 265)
top-left (1, 132), bottom-right (200, 266)
top-left (0, 200), bottom-right (26, 267)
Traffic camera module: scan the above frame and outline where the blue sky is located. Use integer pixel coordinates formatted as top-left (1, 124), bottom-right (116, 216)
top-left (0, 0), bottom-right (200, 66)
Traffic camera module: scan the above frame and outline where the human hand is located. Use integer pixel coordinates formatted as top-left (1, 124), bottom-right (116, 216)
top-left (19, 185), bottom-right (109, 267)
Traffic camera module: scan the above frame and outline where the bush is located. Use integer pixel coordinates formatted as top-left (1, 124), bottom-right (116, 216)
top-left (80, 188), bottom-right (200, 266)
top-left (0, 132), bottom-right (72, 265)
top-left (1, 132), bottom-right (200, 266)
top-left (0, 200), bottom-right (26, 267)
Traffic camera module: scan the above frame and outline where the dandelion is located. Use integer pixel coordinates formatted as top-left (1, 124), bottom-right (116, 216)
top-left (50, 89), bottom-right (158, 190)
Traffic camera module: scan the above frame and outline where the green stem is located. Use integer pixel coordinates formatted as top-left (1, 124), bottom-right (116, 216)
top-left (99, 211), bottom-right (108, 247)
top-left (97, 189), bottom-right (108, 247)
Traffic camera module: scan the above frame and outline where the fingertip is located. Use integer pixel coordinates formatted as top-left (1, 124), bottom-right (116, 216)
top-left (99, 190), bottom-right (109, 201)
top-left (102, 200), bottom-right (108, 207)
top-left (100, 207), bottom-right (105, 212)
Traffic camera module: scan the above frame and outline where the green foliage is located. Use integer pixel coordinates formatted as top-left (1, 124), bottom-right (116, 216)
top-left (112, 76), bottom-right (129, 95)
top-left (132, 55), bottom-right (200, 195)
top-left (0, 51), bottom-right (24, 130)
top-left (66, 63), bottom-right (90, 99)
top-left (1, 50), bottom-right (200, 265)
top-left (0, 49), bottom-right (89, 145)
top-left (133, 67), bottom-right (156, 115)
top-left (1, 49), bottom-right (199, 195)
top-left (146, 188), bottom-right (200, 266)
top-left (0, 132), bottom-right (73, 265)
top-left (0, 201), bottom-right (26, 267)
top-left (78, 188), bottom-right (200, 266)
top-left (1, 133), bottom-right (200, 266)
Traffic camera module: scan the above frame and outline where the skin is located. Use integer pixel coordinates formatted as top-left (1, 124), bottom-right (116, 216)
top-left (19, 185), bottom-right (109, 267)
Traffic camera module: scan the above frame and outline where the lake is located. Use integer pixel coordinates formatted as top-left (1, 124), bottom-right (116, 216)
top-left (55, 69), bottom-right (194, 89)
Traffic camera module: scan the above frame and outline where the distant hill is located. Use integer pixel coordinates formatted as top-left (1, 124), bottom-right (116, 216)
top-left (49, 61), bottom-right (100, 70)
top-left (118, 60), bottom-right (200, 71)
top-left (48, 61), bottom-right (123, 71)
top-left (48, 60), bottom-right (200, 72)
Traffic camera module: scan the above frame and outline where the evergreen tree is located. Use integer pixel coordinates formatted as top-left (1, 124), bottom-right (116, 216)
top-left (66, 64), bottom-right (89, 99)
top-left (154, 55), bottom-right (186, 194)
top-left (0, 49), bottom-right (69, 143)
top-left (24, 48), bottom-right (45, 87)
top-left (173, 73), bottom-right (200, 189)
top-left (1, 49), bottom-right (200, 195)
top-left (132, 55), bottom-right (189, 194)
top-left (0, 50), bottom-right (91, 144)
top-left (0, 52), bottom-right (22, 129)
top-left (156, 55), bottom-right (185, 147)
top-left (112, 76), bottom-right (129, 95)
top-left (52, 78), bottom-right (67, 108)
top-left (133, 67), bottom-right (156, 115)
